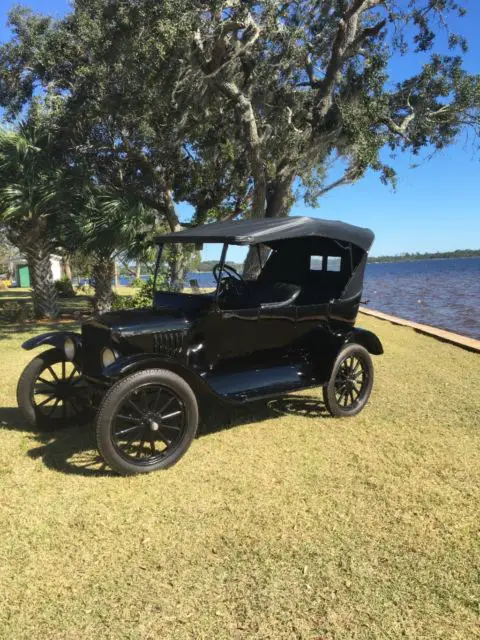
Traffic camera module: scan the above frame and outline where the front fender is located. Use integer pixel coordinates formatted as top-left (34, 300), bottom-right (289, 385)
top-left (22, 331), bottom-right (82, 352)
top-left (102, 353), bottom-right (217, 400)
top-left (347, 327), bottom-right (383, 355)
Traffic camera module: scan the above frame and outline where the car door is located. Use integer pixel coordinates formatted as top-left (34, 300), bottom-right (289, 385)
top-left (256, 304), bottom-right (298, 353)
top-left (207, 306), bottom-right (260, 364)
top-left (206, 302), bottom-right (297, 366)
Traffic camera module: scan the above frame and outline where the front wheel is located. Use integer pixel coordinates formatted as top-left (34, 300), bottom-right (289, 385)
top-left (323, 344), bottom-right (374, 417)
top-left (95, 369), bottom-right (199, 476)
top-left (17, 348), bottom-right (92, 429)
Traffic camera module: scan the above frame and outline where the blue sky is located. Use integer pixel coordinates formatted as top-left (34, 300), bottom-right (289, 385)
top-left (1, 0), bottom-right (479, 257)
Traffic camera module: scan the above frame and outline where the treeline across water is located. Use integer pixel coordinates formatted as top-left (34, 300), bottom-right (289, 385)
top-left (194, 249), bottom-right (480, 272)
top-left (195, 260), bottom-right (244, 272)
top-left (368, 249), bottom-right (480, 263)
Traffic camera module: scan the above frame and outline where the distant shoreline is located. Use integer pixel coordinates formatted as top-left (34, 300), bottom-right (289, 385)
top-left (192, 253), bottom-right (480, 272)
top-left (368, 255), bottom-right (480, 265)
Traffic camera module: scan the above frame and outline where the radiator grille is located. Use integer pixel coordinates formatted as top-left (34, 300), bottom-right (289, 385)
top-left (153, 330), bottom-right (187, 357)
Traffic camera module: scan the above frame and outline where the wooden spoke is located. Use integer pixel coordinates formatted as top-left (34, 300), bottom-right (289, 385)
top-left (161, 410), bottom-right (182, 421)
top-left (47, 366), bottom-right (60, 382)
top-left (46, 398), bottom-right (61, 416)
top-left (37, 376), bottom-right (55, 387)
top-left (37, 394), bottom-right (56, 407)
top-left (116, 424), bottom-right (143, 437)
top-left (126, 398), bottom-right (144, 417)
top-left (158, 396), bottom-right (175, 417)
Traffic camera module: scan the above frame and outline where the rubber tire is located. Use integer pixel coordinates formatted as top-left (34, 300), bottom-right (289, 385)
top-left (95, 368), bottom-right (199, 476)
top-left (16, 348), bottom-right (91, 430)
top-left (323, 343), bottom-right (374, 418)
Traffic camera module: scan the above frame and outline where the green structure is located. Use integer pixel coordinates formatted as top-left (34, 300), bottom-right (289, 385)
top-left (17, 264), bottom-right (30, 288)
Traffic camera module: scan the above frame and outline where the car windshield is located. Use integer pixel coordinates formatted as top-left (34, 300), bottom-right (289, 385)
top-left (154, 242), bottom-right (261, 295)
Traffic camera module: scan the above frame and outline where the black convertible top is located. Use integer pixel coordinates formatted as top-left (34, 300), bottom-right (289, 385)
top-left (156, 216), bottom-right (374, 251)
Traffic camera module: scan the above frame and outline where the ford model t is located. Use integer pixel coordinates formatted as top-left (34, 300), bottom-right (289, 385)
top-left (17, 216), bottom-right (383, 475)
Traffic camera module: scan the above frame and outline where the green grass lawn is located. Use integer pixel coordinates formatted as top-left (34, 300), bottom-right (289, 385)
top-left (0, 316), bottom-right (479, 639)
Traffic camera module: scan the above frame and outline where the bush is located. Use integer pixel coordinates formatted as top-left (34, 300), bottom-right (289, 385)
top-left (132, 277), bottom-right (155, 308)
top-left (54, 277), bottom-right (76, 298)
top-left (76, 283), bottom-right (94, 296)
top-left (0, 300), bottom-right (34, 322)
top-left (111, 277), bottom-right (155, 311)
top-left (111, 293), bottom-right (134, 311)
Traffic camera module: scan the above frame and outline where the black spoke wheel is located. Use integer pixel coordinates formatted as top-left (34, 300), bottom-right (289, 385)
top-left (17, 348), bottom-right (92, 429)
top-left (323, 344), bottom-right (374, 417)
top-left (95, 369), bottom-right (199, 475)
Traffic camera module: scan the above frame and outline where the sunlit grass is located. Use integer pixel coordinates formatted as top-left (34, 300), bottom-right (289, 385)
top-left (0, 315), bottom-right (479, 639)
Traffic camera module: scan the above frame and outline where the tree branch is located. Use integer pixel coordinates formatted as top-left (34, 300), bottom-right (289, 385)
top-left (316, 0), bottom-right (386, 117)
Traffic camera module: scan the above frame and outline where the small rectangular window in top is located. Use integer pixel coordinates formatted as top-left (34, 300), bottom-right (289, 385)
top-left (326, 256), bottom-right (341, 272)
top-left (310, 256), bottom-right (323, 271)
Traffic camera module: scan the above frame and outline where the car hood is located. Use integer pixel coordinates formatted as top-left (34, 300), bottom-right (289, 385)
top-left (90, 309), bottom-right (191, 337)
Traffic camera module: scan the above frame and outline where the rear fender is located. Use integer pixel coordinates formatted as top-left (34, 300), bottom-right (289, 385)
top-left (347, 327), bottom-right (383, 355)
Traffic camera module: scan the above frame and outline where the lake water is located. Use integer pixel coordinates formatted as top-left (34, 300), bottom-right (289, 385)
top-left (119, 257), bottom-right (480, 340)
top-left (186, 258), bottom-right (480, 340)
top-left (363, 258), bottom-right (480, 340)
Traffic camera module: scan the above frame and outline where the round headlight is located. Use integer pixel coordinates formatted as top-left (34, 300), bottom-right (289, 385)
top-left (64, 337), bottom-right (76, 361)
top-left (101, 347), bottom-right (118, 368)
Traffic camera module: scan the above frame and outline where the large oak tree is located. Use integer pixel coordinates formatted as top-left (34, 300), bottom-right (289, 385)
top-left (0, 0), bottom-right (478, 280)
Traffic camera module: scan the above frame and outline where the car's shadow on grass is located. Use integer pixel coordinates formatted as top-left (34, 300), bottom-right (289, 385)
top-left (0, 395), bottom-right (329, 477)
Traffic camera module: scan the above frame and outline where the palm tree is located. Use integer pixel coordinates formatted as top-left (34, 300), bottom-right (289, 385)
top-left (0, 121), bottom-right (62, 319)
top-left (61, 186), bottom-right (158, 314)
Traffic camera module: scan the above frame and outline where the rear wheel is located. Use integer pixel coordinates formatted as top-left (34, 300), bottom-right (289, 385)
top-left (17, 348), bottom-right (92, 429)
top-left (95, 369), bottom-right (199, 476)
top-left (323, 344), bottom-right (374, 417)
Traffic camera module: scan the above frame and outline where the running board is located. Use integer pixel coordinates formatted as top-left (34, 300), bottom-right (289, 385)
top-left (204, 363), bottom-right (319, 402)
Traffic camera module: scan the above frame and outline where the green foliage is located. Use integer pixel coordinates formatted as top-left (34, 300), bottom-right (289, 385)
top-left (110, 292), bottom-right (134, 311)
top-left (111, 277), bottom-right (157, 311)
top-left (54, 277), bottom-right (75, 298)
top-left (131, 277), bottom-right (155, 308)
top-left (0, 114), bottom-right (63, 318)
top-left (0, 299), bottom-right (34, 322)
top-left (76, 283), bottom-right (94, 296)
top-left (0, 119), bottom-right (63, 242)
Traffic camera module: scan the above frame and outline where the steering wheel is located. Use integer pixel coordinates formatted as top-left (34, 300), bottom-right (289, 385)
top-left (212, 262), bottom-right (245, 299)
top-left (213, 262), bottom-right (244, 284)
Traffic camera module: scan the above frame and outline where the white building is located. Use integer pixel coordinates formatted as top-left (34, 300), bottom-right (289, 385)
top-left (13, 255), bottom-right (63, 287)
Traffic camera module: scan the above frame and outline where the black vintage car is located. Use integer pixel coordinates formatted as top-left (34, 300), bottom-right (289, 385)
top-left (17, 216), bottom-right (383, 475)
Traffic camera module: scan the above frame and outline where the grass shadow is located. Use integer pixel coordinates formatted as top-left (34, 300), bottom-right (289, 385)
top-left (1, 394), bottom-right (329, 477)
top-left (0, 320), bottom-right (82, 341)
top-left (0, 406), bottom-right (113, 477)
top-left (0, 290), bottom-right (32, 301)
top-left (198, 394), bottom-right (329, 437)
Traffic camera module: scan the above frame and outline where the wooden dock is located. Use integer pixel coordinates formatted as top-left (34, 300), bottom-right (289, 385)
top-left (359, 306), bottom-right (480, 353)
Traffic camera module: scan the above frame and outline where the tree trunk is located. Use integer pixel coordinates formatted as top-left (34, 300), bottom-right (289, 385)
top-left (242, 174), bottom-right (295, 280)
top-left (135, 261), bottom-right (141, 280)
top-left (92, 256), bottom-right (114, 315)
top-left (163, 190), bottom-right (186, 292)
top-left (167, 244), bottom-right (187, 292)
top-left (24, 243), bottom-right (59, 319)
top-left (62, 256), bottom-right (72, 280)
top-left (114, 261), bottom-right (119, 289)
